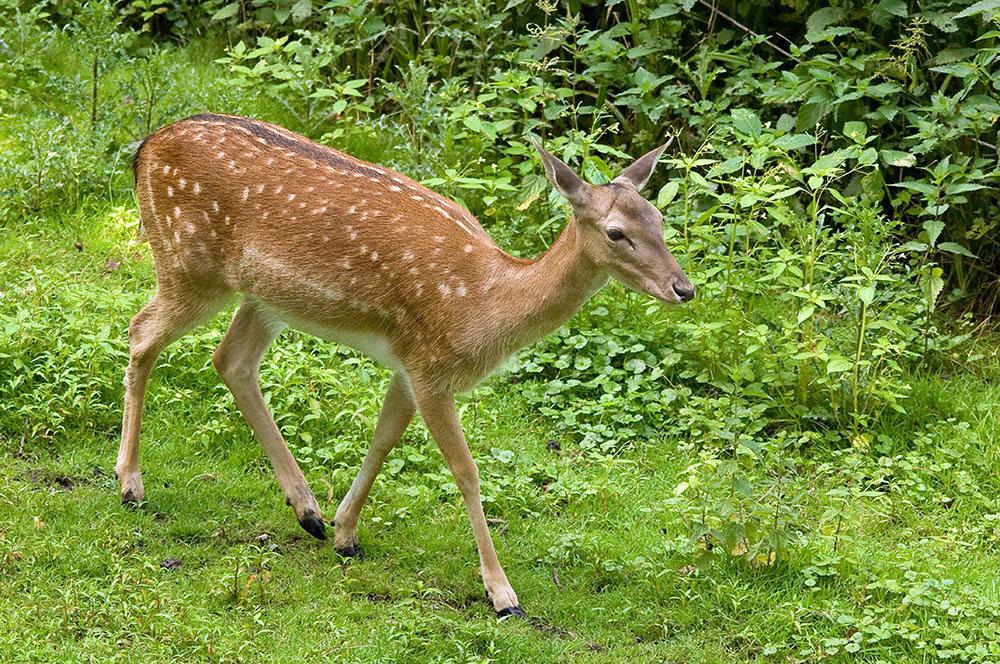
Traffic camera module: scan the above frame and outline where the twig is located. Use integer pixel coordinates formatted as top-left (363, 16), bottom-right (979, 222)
top-left (973, 137), bottom-right (998, 151)
top-left (552, 562), bottom-right (561, 588)
top-left (696, 0), bottom-right (801, 64)
top-left (15, 416), bottom-right (28, 459)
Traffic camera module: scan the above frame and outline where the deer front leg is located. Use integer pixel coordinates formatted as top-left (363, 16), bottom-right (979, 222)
top-left (213, 299), bottom-right (325, 539)
top-left (118, 292), bottom-right (228, 504)
top-left (334, 371), bottom-right (416, 556)
top-left (415, 390), bottom-right (524, 618)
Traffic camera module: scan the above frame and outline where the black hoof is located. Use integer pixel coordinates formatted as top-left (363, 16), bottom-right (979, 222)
top-left (497, 605), bottom-right (526, 619)
top-left (335, 542), bottom-right (364, 559)
top-left (298, 516), bottom-right (327, 540)
top-left (121, 495), bottom-right (146, 510)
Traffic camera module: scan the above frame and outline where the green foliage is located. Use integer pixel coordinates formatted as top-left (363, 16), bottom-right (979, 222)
top-left (4, 2), bottom-right (1000, 661)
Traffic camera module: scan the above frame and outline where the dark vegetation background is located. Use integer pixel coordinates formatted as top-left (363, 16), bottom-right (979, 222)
top-left (2, 0), bottom-right (1000, 662)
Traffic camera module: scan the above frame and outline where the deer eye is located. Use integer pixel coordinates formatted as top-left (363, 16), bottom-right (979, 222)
top-left (606, 228), bottom-right (625, 241)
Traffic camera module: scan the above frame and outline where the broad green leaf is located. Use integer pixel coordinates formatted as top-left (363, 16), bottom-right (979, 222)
top-left (797, 305), bottom-right (815, 324)
top-left (651, 2), bottom-right (681, 19)
top-left (938, 242), bottom-right (979, 258)
top-left (894, 180), bottom-right (936, 196)
top-left (826, 357), bottom-right (853, 374)
top-left (806, 6), bottom-right (844, 34)
top-left (774, 133), bottom-right (816, 150)
top-left (923, 219), bottom-right (945, 246)
top-left (946, 183), bottom-right (989, 195)
top-left (877, 0), bottom-right (908, 17)
top-left (843, 121), bottom-right (867, 141)
top-left (731, 109), bottom-right (762, 138)
top-left (858, 286), bottom-right (875, 305)
top-left (291, 0), bottom-right (312, 21)
top-left (463, 115), bottom-right (482, 132)
top-left (212, 2), bottom-right (239, 20)
top-left (657, 181), bottom-right (680, 207)
top-left (955, 0), bottom-right (1000, 19)
top-left (880, 149), bottom-right (916, 167)
top-left (921, 267), bottom-right (945, 311)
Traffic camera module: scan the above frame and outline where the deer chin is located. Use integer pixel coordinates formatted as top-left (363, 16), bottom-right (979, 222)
top-left (612, 272), bottom-right (687, 305)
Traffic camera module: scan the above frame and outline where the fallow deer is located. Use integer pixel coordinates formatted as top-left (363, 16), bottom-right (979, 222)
top-left (117, 113), bottom-right (694, 617)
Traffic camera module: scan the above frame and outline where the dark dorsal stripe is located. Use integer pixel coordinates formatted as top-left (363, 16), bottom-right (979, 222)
top-left (134, 114), bottom-right (390, 184)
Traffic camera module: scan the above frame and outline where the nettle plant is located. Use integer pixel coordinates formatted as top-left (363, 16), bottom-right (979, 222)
top-left (515, 109), bottom-right (940, 564)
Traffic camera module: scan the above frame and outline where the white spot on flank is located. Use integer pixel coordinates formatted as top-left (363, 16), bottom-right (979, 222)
top-left (185, 222), bottom-right (196, 234)
top-left (266, 158), bottom-right (275, 166)
top-left (216, 152), bottom-right (225, 160)
top-left (348, 205), bottom-right (357, 214)
top-left (339, 258), bottom-right (351, 269)
top-left (173, 206), bottom-right (180, 219)
top-left (193, 182), bottom-right (201, 194)
top-left (415, 284), bottom-right (423, 296)
top-left (173, 230), bottom-right (181, 243)
top-left (178, 178), bottom-right (186, 189)
top-left (275, 184), bottom-right (284, 194)
top-left (370, 251), bottom-right (378, 261)
top-left (224, 215), bottom-right (231, 225)
top-left (409, 266), bottom-right (419, 275)
top-left (359, 245), bottom-right (367, 254)
top-left (306, 186), bottom-right (315, 193)
top-left (311, 207), bottom-right (327, 215)
top-left (352, 172), bottom-right (364, 178)
top-left (411, 195), bottom-right (424, 202)
top-left (323, 235), bottom-right (329, 242)
top-left (434, 206), bottom-right (452, 219)
top-left (402, 249), bottom-right (414, 260)
top-left (434, 236), bottom-right (445, 243)
top-left (256, 184), bottom-right (265, 194)
top-left (162, 239), bottom-right (171, 250)
top-left (162, 164), bottom-right (171, 174)
top-left (456, 283), bottom-right (468, 296)
top-left (464, 244), bottom-right (473, 253)
top-left (242, 187), bottom-right (249, 201)
top-left (350, 231), bottom-right (358, 240)
top-left (212, 201), bottom-right (219, 213)
top-left (390, 185), bottom-right (401, 192)
top-left (167, 186), bottom-right (174, 197)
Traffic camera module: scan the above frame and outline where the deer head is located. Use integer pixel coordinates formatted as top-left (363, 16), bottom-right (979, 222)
top-left (532, 139), bottom-right (695, 304)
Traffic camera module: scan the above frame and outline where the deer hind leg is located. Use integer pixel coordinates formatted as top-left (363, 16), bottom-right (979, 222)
top-left (118, 290), bottom-right (229, 504)
top-left (212, 298), bottom-right (326, 540)
top-left (333, 371), bottom-right (416, 557)
top-left (415, 390), bottom-right (523, 618)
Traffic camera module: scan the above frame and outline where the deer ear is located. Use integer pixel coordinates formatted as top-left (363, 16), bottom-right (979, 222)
top-left (531, 139), bottom-right (591, 207)
top-left (612, 137), bottom-right (673, 191)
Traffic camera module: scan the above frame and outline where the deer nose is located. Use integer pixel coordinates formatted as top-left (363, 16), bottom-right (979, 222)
top-left (672, 281), bottom-right (695, 302)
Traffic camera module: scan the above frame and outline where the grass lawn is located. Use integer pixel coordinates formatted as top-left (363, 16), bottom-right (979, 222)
top-left (2, 201), bottom-right (1000, 663)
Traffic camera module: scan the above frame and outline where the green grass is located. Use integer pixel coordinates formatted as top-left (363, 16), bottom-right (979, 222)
top-left (3, 203), bottom-right (1000, 663)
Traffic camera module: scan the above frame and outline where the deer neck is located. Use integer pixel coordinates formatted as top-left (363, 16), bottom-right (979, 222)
top-left (490, 218), bottom-right (608, 353)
